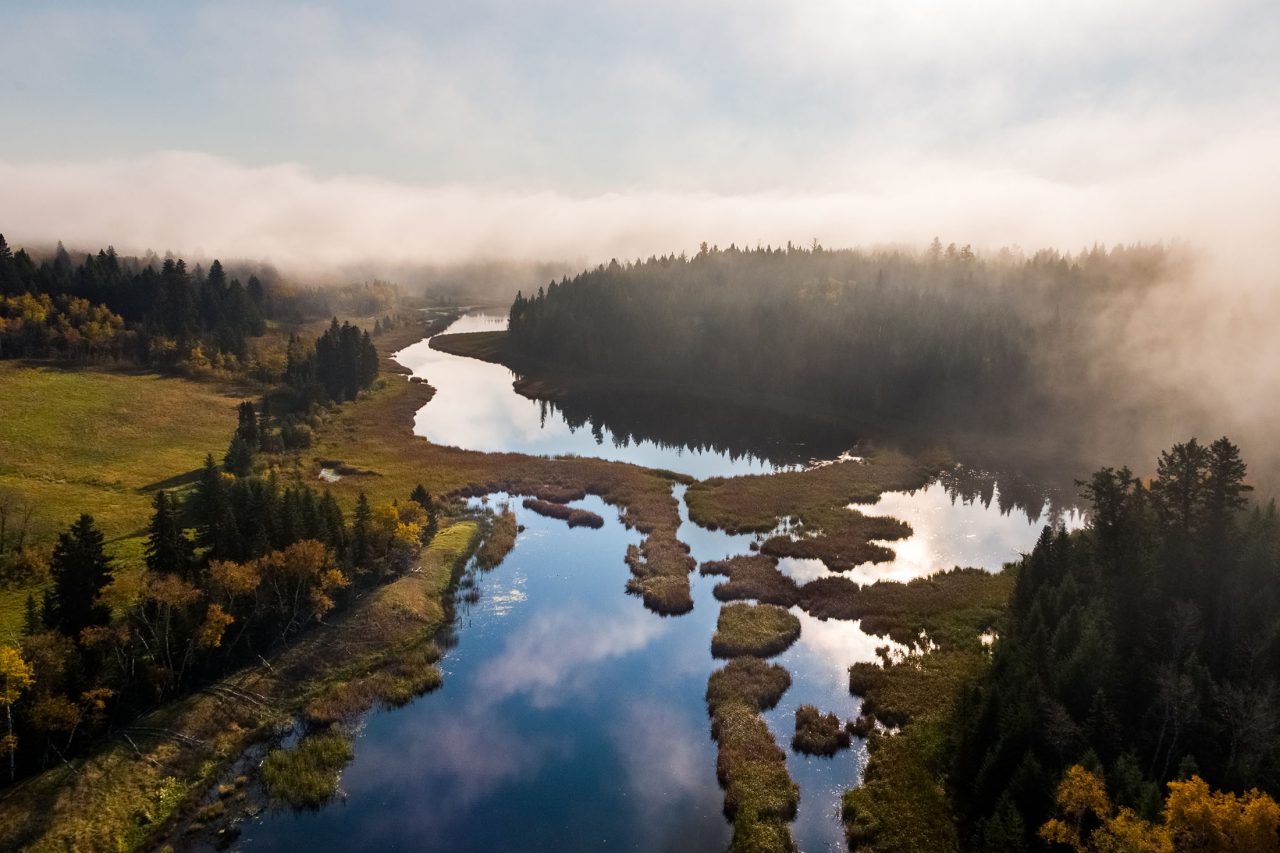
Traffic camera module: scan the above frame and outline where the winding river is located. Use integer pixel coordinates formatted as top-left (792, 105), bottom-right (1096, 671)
top-left (240, 312), bottom-right (1077, 852)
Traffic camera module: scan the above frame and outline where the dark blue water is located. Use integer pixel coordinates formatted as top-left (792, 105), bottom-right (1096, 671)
top-left (240, 314), bottom-right (1069, 852)
top-left (241, 495), bottom-right (733, 851)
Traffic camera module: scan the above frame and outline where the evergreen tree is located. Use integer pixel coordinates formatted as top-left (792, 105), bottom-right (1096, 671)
top-left (43, 514), bottom-right (112, 638)
top-left (235, 400), bottom-right (260, 451)
top-left (410, 484), bottom-right (437, 543)
top-left (319, 491), bottom-right (347, 552)
top-left (224, 432), bottom-right (254, 477)
top-left (352, 492), bottom-right (372, 567)
top-left (144, 490), bottom-right (194, 579)
top-left (257, 397), bottom-right (274, 452)
top-left (22, 593), bottom-right (40, 635)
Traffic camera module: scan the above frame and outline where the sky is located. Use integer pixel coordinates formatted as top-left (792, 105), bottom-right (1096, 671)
top-left (1, 0), bottom-right (1278, 267)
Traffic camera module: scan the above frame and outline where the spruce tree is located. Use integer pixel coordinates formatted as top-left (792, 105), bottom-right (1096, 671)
top-left (43, 514), bottom-right (112, 638)
top-left (319, 491), bottom-right (347, 552)
top-left (192, 454), bottom-right (223, 533)
top-left (410, 484), bottom-right (437, 543)
top-left (145, 490), bottom-right (194, 578)
top-left (224, 432), bottom-right (254, 477)
top-left (257, 397), bottom-right (273, 452)
top-left (22, 593), bottom-right (40, 635)
top-left (352, 492), bottom-right (372, 567)
top-left (236, 400), bottom-right (259, 450)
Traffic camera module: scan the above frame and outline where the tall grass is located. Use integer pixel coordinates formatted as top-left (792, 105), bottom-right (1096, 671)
top-left (711, 603), bottom-right (801, 659)
top-left (260, 730), bottom-right (354, 810)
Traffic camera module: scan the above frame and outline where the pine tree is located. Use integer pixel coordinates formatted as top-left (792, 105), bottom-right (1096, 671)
top-left (22, 593), bottom-right (40, 635)
top-left (410, 484), bottom-right (437, 543)
top-left (236, 400), bottom-right (259, 450)
top-left (257, 397), bottom-right (273, 452)
top-left (43, 514), bottom-right (113, 638)
top-left (145, 490), bottom-right (194, 578)
top-left (224, 432), bottom-right (254, 477)
top-left (191, 454), bottom-right (222, 529)
top-left (319, 491), bottom-right (347, 552)
top-left (352, 492), bottom-right (372, 567)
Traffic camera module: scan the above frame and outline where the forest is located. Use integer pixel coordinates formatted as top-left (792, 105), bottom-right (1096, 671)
top-left (948, 437), bottom-right (1280, 850)
top-left (0, 393), bottom-right (441, 784)
top-left (0, 234), bottom-right (398, 380)
top-left (504, 241), bottom-right (1198, 480)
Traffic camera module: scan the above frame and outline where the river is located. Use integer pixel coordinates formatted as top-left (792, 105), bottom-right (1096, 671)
top-left (239, 312), bottom-right (1077, 851)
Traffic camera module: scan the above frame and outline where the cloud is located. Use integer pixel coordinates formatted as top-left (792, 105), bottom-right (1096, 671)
top-left (473, 603), bottom-right (665, 707)
top-left (0, 131), bottom-right (1275, 272)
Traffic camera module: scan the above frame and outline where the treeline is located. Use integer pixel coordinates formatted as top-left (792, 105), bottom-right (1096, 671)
top-left (0, 411), bottom-right (441, 783)
top-left (505, 241), bottom-right (1175, 455)
top-left (950, 437), bottom-right (1280, 850)
top-left (284, 318), bottom-right (380, 405)
top-left (0, 234), bottom-right (402, 376)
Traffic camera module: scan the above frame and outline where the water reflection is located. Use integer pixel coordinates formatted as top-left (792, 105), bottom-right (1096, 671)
top-left (396, 314), bottom-right (789, 479)
top-left (240, 314), bottom-right (1089, 852)
top-left (761, 612), bottom-right (906, 852)
top-left (242, 496), bottom-right (732, 852)
top-left (850, 480), bottom-right (1085, 584)
top-left (474, 603), bottom-right (665, 708)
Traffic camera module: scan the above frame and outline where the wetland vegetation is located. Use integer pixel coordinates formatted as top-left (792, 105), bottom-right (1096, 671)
top-left (792, 705), bottom-right (851, 756)
top-left (711, 602), bottom-right (802, 659)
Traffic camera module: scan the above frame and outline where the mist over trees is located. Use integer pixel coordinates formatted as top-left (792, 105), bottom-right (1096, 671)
top-left (505, 241), bottom-right (1210, 481)
top-left (0, 234), bottom-right (402, 375)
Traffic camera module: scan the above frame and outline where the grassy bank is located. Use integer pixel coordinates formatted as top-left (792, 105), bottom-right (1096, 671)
top-left (684, 450), bottom-right (941, 583)
top-left (475, 507), bottom-right (518, 569)
top-left (0, 518), bottom-right (484, 851)
top-left (261, 729), bottom-right (355, 809)
top-left (0, 362), bottom-right (243, 636)
top-left (685, 449), bottom-right (937, 534)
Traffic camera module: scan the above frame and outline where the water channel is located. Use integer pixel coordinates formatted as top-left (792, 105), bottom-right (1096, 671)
top-left (240, 312), bottom-right (1077, 851)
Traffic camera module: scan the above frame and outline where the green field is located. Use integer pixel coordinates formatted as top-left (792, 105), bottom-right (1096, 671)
top-left (0, 362), bottom-right (243, 636)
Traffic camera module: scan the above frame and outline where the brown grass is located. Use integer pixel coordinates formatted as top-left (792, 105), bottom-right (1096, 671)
top-left (701, 555), bottom-right (800, 606)
top-left (798, 567), bottom-right (1013, 647)
top-left (706, 658), bottom-right (793, 716)
top-left (685, 449), bottom-right (936, 534)
top-left (475, 507), bottom-right (518, 569)
top-left (520, 498), bottom-right (604, 528)
top-left (624, 530), bottom-right (697, 614)
top-left (712, 603), bottom-right (802, 659)
top-left (759, 507), bottom-right (909, 571)
top-left (792, 704), bottom-right (851, 756)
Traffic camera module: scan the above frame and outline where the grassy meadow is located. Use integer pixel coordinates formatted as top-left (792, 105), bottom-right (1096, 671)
top-left (0, 362), bottom-right (243, 636)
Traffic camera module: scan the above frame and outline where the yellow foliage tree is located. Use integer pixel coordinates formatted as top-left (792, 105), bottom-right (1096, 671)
top-left (1165, 775), bottom-right (1280, 852)
top-left (1041, 765), bottom-right (1280, 853)
top-left (0, 645), bottom-right (34, 781)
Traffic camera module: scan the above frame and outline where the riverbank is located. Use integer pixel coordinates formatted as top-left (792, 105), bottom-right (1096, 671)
top-left (0, 517), bottom-right (485, 851)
